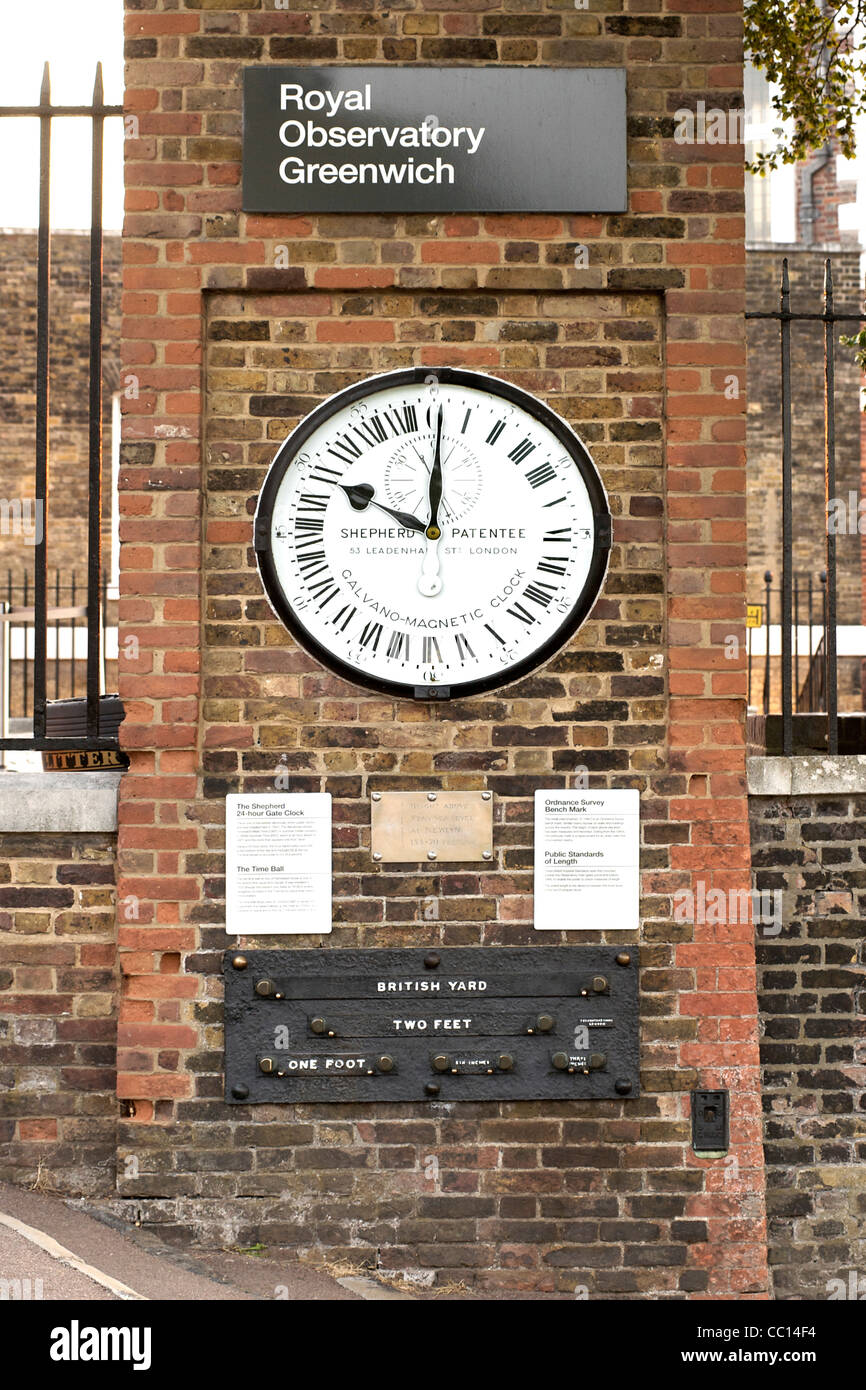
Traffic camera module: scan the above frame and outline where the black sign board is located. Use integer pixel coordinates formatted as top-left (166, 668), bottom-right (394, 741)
top-left (224, 947), bottom-right (639, 1103)
top-left (242, 66), bottom-right (627, 215)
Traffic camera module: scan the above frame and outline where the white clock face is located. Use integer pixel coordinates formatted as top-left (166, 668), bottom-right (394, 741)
top-left (255, 368), bottom-right (610, 699)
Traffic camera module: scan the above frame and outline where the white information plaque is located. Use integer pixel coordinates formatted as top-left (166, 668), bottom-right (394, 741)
top-left (533, 789), bottom-right (640, 931)
top-left (226, 793), bottom-right (332, 936)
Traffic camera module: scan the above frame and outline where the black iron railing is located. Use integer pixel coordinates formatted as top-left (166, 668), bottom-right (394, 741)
top-left (747, 574), bottom-right (834, 717)
top-left (0, 65), bottom-right (122, 753)
top-left (746, 259), bottom-right (866, 756)
top-left (0, 570), bottom-right (115, 723)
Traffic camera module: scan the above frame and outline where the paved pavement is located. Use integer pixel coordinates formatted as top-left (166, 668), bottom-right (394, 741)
top-left (0, 1181), bottom-right (565, 1300)
top-left (0, 1180), bottom-right (358, 1301)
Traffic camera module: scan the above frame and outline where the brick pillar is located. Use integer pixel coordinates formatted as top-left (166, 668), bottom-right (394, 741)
top-left (116, 0), bottom-right (769, 1296)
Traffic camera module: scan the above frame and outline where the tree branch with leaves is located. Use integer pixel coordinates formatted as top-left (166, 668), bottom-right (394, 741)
top-left (746, 1), bottom-right (866, 171)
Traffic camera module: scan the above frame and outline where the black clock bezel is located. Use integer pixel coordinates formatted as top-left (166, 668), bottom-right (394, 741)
top-left (254, 366), bottom-right (612, 701)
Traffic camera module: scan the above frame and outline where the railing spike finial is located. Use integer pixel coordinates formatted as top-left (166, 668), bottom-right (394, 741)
top-left (823, 255), bottom-right (833, 308)
top-left (92, 62), bottom-right (104, 105)
top-left (40, 61), bottom-right (50, 107)
top-left (780, 256), bottom-right (790, 307)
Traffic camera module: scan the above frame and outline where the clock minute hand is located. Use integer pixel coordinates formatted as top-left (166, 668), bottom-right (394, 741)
top-left (426, 405), bottom-right (444, 539)
top-left (338, 482), bottom-right (426, 534)
top-left (418, 406), bottom-right (445, 597)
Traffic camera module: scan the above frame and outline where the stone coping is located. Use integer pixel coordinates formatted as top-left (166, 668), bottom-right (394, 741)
top-left (0, 772), bottom-right (122, 833)
top-left (0, 761), bottom-right (862, 829)
top-left (747, 754), bottom-right (866, 796)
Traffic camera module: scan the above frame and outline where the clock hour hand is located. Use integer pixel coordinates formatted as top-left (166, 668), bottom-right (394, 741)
top-left (338, 482), bottom-right (426, 534)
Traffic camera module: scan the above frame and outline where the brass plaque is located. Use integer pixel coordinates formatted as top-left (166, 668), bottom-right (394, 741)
top-left (370, 791), bottom-right (493, 863)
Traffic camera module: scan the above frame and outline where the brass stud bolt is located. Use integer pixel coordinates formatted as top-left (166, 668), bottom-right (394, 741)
top-left (231, 955), bottom-right (247, 970)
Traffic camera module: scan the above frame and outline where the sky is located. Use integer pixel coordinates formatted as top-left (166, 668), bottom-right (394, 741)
top-left (0, 0), bottom-right (124, 230)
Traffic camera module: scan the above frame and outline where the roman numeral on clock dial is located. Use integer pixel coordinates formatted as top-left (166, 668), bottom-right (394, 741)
top-left (538, 555), bottom-right (568, 576)
top-left (353, 414), bottom-right (388, 447)
top-left (508, 437), bottom-right (536, 465)
top-left (327, 433), bottom-right (363, 467)
top-left (384, 403), bottom-right (418, 436)
top-left (525, 462), bottom-right (556, 489)
top-left (506, 601), bottom-right (537, 626)
top-left (309, 463), bottom-right (343, 486)
top-left (422, 635), bottom-right (443, 664)
top-left (359, 621), bottom-right (383, 652)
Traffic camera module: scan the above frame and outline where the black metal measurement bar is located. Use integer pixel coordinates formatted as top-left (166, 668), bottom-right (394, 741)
top-left (248, 972), bottom-right (612, 1000)
top-left (268, 1002), bottom-right (594, 1037)
top-left (224, 947), bottom-right (639, 1104)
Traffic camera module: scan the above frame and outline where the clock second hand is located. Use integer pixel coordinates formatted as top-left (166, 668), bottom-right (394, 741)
top-left (418, 405), bottom-right (444, 597)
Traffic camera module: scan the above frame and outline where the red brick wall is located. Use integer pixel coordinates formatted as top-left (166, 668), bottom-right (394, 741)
top-left (114, 0), bottom-right (767, 1294)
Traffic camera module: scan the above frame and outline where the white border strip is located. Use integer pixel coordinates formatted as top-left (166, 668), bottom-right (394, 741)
top-left (0, 1210), bottom-right (146, 1301)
